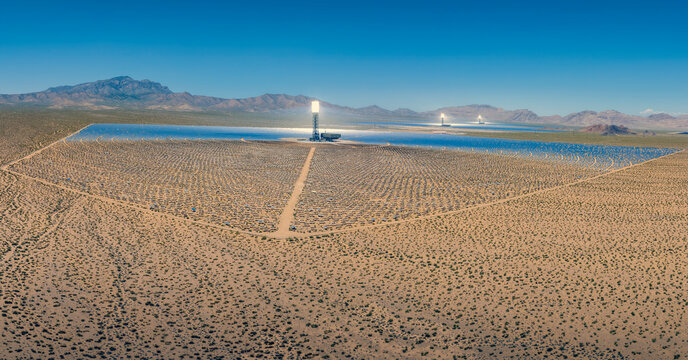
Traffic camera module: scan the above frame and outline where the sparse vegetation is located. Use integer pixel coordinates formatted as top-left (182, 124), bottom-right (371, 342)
top-left (1, 109), bottom-right (687, 358)
top-left (9, 139), bottom-right (310, 232)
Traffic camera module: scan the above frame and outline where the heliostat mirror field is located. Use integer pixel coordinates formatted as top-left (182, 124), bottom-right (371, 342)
top-left (6, 125), bottom-right (678, 235)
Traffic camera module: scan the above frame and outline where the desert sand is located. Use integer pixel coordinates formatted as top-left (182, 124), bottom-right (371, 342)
top-left (6, 139), bottom-right (604, 235)
top-left (1, 119), bottom-right (687, 359)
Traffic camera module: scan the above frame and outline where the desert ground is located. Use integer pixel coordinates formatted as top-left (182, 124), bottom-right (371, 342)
top-left (1, 110), bottom-right (688, 359)
top-left (6, 139), bottom-right (602, 234)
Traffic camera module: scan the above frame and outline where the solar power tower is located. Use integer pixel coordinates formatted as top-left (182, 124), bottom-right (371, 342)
top-left (310, 101), bottom-right (320, 141)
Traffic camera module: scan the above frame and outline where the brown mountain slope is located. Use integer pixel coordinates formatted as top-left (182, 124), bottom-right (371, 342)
top-left (2, 76), bottom-right (687, 129)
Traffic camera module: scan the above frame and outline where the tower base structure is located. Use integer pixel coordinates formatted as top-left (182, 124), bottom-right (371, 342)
top-left (310, 112), bottom-right (320, 141)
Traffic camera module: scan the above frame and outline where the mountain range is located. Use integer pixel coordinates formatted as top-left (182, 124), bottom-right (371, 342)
top-left (1, 76), bottom-right (686, 130)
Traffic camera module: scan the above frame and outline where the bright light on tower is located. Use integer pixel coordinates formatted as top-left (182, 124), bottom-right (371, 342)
top-left (310, 101), bottom-right (320, 141)
top-left (440, 112), bottom-right (449, 127)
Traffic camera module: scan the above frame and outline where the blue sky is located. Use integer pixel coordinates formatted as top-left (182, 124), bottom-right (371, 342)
top-left (1, 0), bottom-right (687, 115)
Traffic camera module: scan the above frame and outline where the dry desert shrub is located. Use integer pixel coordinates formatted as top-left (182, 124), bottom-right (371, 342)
top-left (249, 150), bottom-right (688, 358)
top-left (2, 120), bottom-right (687, 359)
top-left (293, 145), bottom-right (600, 232)
top-left (0, 172), bottom-right (387, 359)
top-left (9, 140), bottom-right (311, 232)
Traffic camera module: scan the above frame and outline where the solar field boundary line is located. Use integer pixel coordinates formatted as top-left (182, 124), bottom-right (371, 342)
top-left (1, 128), bottom-right (682, 241)
top-left (2, 167), bottom-right (267, 238)
top-left (295, 148), bottom-right (685, 238)
top-left (1, 123), bottom-right (93, 171)
top-left (0, 123), bottom-right (267, 238)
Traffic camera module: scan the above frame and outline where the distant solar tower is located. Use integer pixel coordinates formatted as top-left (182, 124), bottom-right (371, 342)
top-left (440, 112), bottom-right (450, 127)
top-left (477, 114), bottom-right (484, 124)
top-left (310, 100), bottom-right (320, 141)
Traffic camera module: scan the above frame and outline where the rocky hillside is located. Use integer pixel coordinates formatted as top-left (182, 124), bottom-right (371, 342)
top-left (427, 105), bottom-right (539, 123)
top-left (0, 77), bottom-right (319, 112)
top-left (580, 124), bottom-right (636, 135)
top-left (2, 76), bottom-right (687, 130)
top-left (542, 110), bottom-right (688, 130)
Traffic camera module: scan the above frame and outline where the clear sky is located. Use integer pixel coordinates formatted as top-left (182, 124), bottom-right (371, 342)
top-left (1, 0), bottom-right (687, 115)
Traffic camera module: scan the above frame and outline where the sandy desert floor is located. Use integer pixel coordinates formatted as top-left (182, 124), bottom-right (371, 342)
top-left (7, 139), bottom-right (311, 233)
top-left (1, 120), bottom-right (687, 359)
top-left (6, 139), bottom-right (601, 235)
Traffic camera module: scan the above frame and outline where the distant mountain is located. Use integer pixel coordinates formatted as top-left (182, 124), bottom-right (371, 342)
top-left (425, 105), bottom-right (539, 123)
top-left (555, 110), bottom-right (635, 127)
top-left (1, 76), bottom-right (687, 130)
top-left (0, 76), bottom-right (320, 112)
top-left (580, 124), bottom-right (636, 136)
top-left (1, 76), bottom-right (172, 109)
top-left (350, 105), bottom-right (396, 116)
top-left (541, 110), bottom-right (688, 130)
top-left (391, 108), bottom-right (418, 117)
top-left (647, 113), bottom-right (676, 121)
top-left (580, 124), bottom-right (658, 136)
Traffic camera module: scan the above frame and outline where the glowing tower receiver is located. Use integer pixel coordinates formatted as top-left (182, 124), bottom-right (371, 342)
top-left (477, 114), bottom-right (484, 124)
top-left (310, 101), bottom-right (320, 141)
top-left (440, 112), bottom-right (450, 127)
